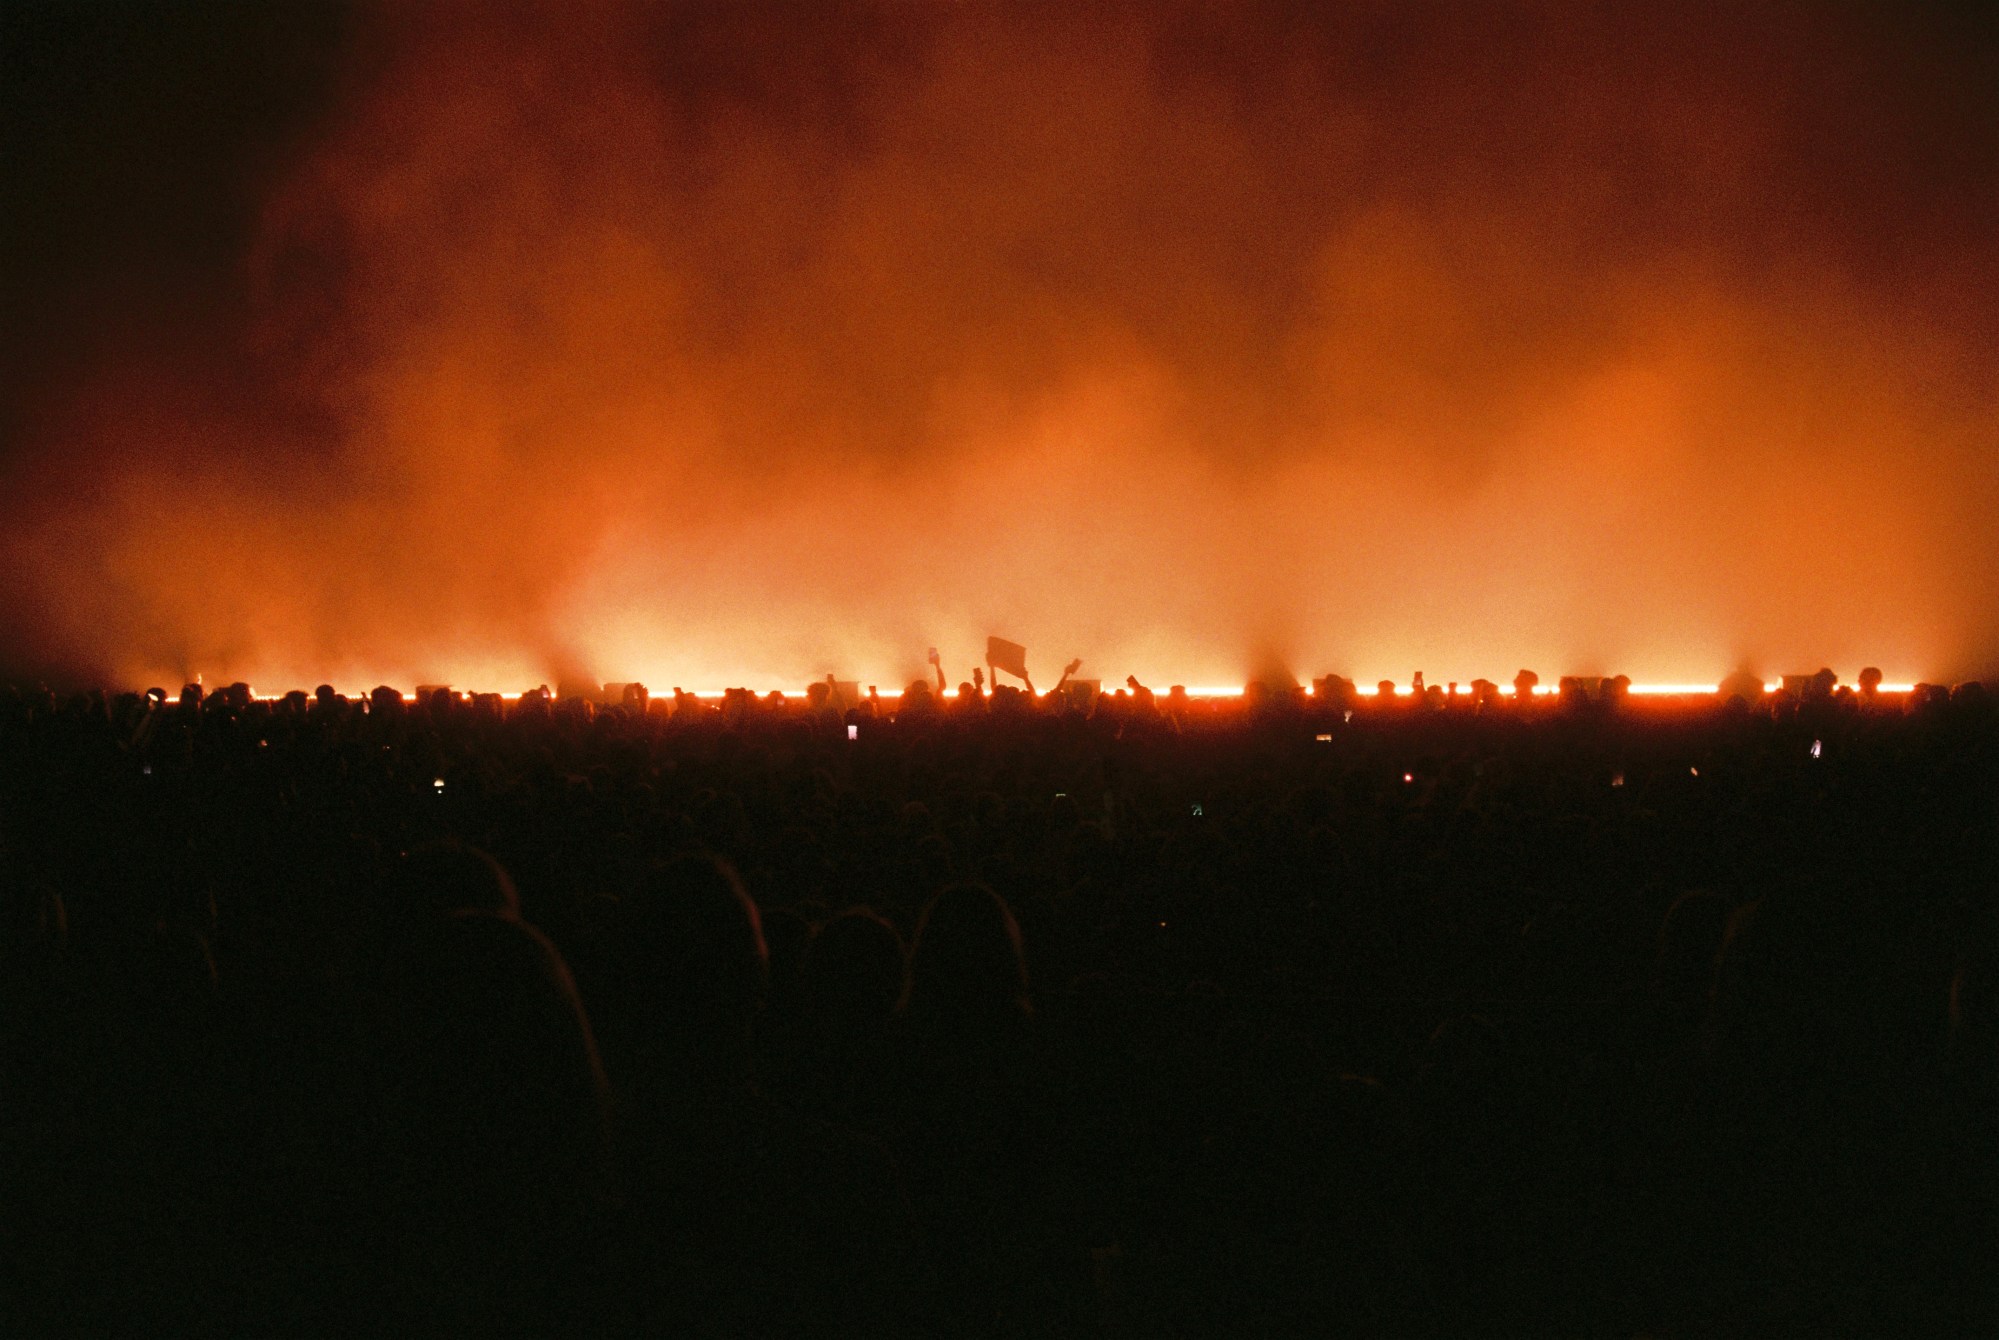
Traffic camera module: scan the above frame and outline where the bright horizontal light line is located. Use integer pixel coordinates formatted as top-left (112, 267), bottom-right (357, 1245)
top-left (691, 690), bottom-right (811, 699)
top-left (203, 679), bottom-right (1929, 702)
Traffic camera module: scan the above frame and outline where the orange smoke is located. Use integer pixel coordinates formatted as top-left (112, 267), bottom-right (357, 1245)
top-left (3, 3), bottom-right (1995, 692)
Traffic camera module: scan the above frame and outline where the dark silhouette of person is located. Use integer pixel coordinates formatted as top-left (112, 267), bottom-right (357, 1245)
top-left (892, 882), bottom-right (1089, 1334)
top-left (793, 909), bottom-right (909, 1138)
top-left (1718, 668), bottom-right (1765, 704)
top-left (597, 855), bottom-right (922, 1336)
top-left (349, 908), bottom-right (612, 1335)
top-left (395, 839), bottom-right (521, 921)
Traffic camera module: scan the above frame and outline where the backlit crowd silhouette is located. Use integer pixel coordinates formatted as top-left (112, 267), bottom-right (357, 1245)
top-left (2, 670), bottom-right (1992, 1334)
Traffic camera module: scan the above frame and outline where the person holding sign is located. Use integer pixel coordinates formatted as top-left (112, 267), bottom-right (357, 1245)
top-left (986, 636), bottom-right (1033, 696)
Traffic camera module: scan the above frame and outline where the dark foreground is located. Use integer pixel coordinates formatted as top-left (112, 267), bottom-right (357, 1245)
top-left (2, 683), bottom-right (1994, 1336)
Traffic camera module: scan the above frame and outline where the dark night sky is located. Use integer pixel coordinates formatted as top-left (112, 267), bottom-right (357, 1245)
top-left (3, 2), bottom-right (1996, 691)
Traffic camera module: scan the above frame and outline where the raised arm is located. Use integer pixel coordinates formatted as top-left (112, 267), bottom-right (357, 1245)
top-left (927, 647), bottom-right (945, 693)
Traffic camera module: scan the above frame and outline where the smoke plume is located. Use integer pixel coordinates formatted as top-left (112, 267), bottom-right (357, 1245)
top-left (5, 1), bottom-right (1996, 691)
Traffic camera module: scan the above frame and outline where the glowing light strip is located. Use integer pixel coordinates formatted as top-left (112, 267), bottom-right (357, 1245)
top-left (211, 679), bottom-right (1926, 702)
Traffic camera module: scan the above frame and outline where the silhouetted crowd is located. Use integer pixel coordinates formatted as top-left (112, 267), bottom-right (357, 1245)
top-left (2, 676), bottom-right (1993, 1335)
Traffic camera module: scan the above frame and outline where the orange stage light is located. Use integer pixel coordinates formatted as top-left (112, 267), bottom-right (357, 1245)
top-left (198, 677), bottom-right (1928, 703)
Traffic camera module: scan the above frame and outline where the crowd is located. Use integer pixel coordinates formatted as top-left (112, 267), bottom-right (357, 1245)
top-left (2, 673), bottom-right (1993, 1335)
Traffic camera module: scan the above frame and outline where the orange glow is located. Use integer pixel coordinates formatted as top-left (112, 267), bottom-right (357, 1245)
top-left (5, 7), bottom-right (1992, 693)
top-left (227, 677), bottom-right (1925, 703)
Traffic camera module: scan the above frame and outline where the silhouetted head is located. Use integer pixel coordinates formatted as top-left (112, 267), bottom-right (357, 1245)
top-left (1702, 895), bottom-right (1840, 1076)
top-left (908, 881), bottom-right (1031, 1027)
top-left (1653, 888), bottom-right (1728, 1003)
top-left (912, 831), bottom-right (956, 891)
top-left (1946, 943), bottom-right (1994, 1084)
top-left (1718, 668), bottom-right (1766, 705)
top-left (1909, 682), bottom-right (1951, 714)
top-left (397, 841), bottom-right (520, 920)
top-left (382, 911), bottom-right (609, 1144)
top-left (0, 872), bottom-right (67, 980)
top-left (804, 909), bottom-right (908, 1027)
top-left (612, 854), bottom-right (768, 1085)
top-left (760, 903), bottom-right (814, 1005)
top-left (368, 910), bottom-right (609, 1327)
